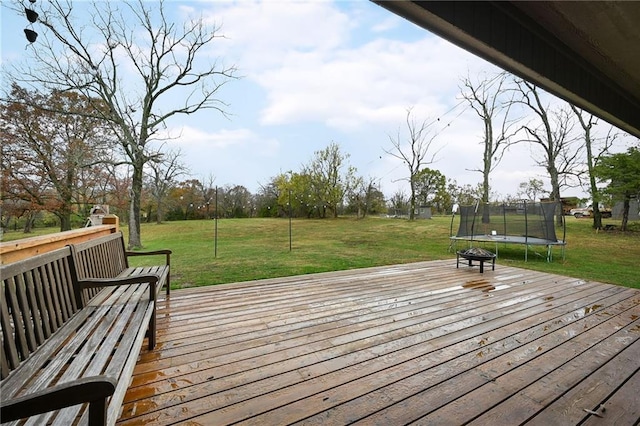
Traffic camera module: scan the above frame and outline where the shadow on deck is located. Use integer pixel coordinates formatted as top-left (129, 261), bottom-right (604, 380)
top-left (117, 260), bottom-right (640, 425)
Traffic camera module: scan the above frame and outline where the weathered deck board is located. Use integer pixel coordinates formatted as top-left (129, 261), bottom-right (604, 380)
top-left (117, 260), bottom-right (640, 425)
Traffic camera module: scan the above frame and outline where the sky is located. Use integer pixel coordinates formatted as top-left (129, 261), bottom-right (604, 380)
top-left (1, 0), bottom-right (636, 201)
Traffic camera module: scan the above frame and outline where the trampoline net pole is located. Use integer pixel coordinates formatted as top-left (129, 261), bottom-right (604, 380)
top-left (502, 203), bottom-right (507, 236)
top-left (525, 201), bottom-right (528, 261)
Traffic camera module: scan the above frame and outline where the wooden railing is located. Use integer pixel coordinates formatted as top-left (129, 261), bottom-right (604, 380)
top-left (0, 215), bottom-right (120, 265)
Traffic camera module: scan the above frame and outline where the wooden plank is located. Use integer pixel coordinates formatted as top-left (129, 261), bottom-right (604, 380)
top-left (0, 336), bottom-right (9, 379)
top-left (525, 339), bottom-right (640, 425)
top-left (14, 274), bottom-right (38, 353)
top-left (50, 259), bottom-right (71, 323)
top-left (1, 307), bottom-right (95, 398)
top-left (42, 262), bottom-right (63, 330)
top-left (468, 318), bottom-right (640, 424)
top-left (402, 298), bottom-right (639, 425)
top-left (215, 288), bottom-right (636, 426)
top-left (0, 281), bottom-right (21, 372)
top-left (24, 270), bottom-right (45, 346)
top-left (128, 272), bottom-right (570, 382)
top-left (13, 283), bottom-right (151, 425)
top-left (137, 274), bottom-right (572, 381)
top-left (114, 262), bottom-right (640, 426)
top-left (581, 366), bottom-right (640, 425)
top-left (32, 267), bottom-right (53, 339)
top-left (116, 272), bottom-right (624, 421)
top-left (273, 287), bottom-right (636, 426)
top-left (149, 267), bottom-right (547, 349)
top-left (4, 275), bottom-right (30, 361)
top-left (0, 225), bottom-right (116, 265)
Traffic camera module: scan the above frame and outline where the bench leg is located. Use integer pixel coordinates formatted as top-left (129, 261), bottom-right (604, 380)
top-left (148, 306), bottom-right (157, 350)
top-left (88, 398), bottom-right (108, 426)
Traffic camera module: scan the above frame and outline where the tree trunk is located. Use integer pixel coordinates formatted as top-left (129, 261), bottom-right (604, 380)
top-left (23, 213), bottom-right (36, 233)
top-left (482, 116), bottom-right (492, 224)
top-left (156, 203), bottom-right (164, 224)
top-left (581, 113), bottom-right (603, 229)
top-left (548, 165), bottom-right (563, 225)
top-left (621, 196), bottom-right (630, 232)
top-left (409, 178), bottom-right (416, 220)
top-left (58, 198), bottom-right (73, 231)
top-left (59, 214), bottom-right (72, 232)
top-left (128, 163), bottom-right (143, 249)
top-left (592, 205), bottom-right (603, 229)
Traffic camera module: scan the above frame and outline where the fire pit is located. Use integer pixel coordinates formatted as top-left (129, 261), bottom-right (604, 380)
top-left (456, 247), bottom-right (496, 273)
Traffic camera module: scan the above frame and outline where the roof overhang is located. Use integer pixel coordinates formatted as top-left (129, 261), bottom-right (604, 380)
top-left (372, 1), bottom-right (640, 139)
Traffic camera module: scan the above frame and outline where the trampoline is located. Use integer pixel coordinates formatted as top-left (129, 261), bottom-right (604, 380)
top-left (449, 201), bottom-right (566, 261)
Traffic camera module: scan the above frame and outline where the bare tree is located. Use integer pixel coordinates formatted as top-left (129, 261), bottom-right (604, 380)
top-left (385, 108), bottom-right (441, 220)
top-left (5, 0), bottom-right (237, 247)
top-left (346, 176), bottom-right (382, 219)
top-left (460, 72), bottom-right (517, 208)
top-left (146, 150), bottom-right (188, 224)
top-left (388, 190), bottom-right (409, 217)
top-left (1, 85), bottom-right (113, 231)
top-left (513, 80), bottom-right (580, 223)
top-left (570, 106), bottom-right (618, 229)
top-left (198, 173), bottom-right (217, 219)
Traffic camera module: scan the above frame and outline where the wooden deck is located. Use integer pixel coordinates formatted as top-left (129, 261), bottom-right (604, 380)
top-left (116, 260), bottom-right (640, 425)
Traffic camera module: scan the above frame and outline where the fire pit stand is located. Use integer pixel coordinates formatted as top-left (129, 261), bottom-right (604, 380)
top-left (456, 247), bottom-right (496, 273)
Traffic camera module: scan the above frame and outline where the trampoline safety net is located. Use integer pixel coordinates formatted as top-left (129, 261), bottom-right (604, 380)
top-left (454, 201), bottom-right (562, 243)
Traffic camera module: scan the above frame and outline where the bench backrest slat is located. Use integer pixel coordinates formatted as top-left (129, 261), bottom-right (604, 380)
top-left (0, 247), bottom-right (77, 379)
top-left (70, 232), bottom-right (128, 306)
top-left (72, 232), bottom-right (127, 280)
top-left (23, 270), bottom-right (46, 345)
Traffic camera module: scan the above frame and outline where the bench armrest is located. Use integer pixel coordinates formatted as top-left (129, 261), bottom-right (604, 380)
top-left (124, 250), bottom-right (172, 295)
top-left (0, 376), bottom-right (116, 424)
top-left (76, 274), bottom-right (159, 289)
top-left (125, 249), bottom-right (172, 265)
top-left (75, 275), bottom-right (158, 308)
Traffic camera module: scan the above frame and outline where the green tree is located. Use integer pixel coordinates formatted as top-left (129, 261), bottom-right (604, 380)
top-left (414, 168), bottom-right (446, 210)
top-left (593, 147), bottom-right (640, 231)
top-left (454, 183), bottom-right (485, 206)
top-left (517, 178), bottom-right (547, 201)
top-left (346, 177), bottom-right (385, 219)
top-left (255, 179), bottom-right (281, 218)
top-left (274, 172), bottom-right (314, 218)
top-left (305, 142), bottom-right (356, 218)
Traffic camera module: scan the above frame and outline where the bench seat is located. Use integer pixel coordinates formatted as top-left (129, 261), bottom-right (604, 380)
top-left (2, 280), bottom-right (156, 425)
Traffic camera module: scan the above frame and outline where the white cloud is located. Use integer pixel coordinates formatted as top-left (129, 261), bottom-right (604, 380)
top-left (3, 0), bottom-right (627, 201)
top-left (169, 1), bottom-right (582, 197)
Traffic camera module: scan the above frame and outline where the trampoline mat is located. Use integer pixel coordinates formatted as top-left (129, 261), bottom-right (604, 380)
top-left (450, 235), bottom-right (565, 246)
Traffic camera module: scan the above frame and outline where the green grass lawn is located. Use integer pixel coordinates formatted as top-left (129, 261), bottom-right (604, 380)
top-left (3, 216), bottom-right (638, 288)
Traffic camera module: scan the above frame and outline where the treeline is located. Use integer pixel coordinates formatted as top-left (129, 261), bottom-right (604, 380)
top-left (3, 83), bottom-right (639, 234)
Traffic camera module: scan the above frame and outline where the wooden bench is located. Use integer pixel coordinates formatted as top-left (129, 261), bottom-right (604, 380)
top-left (69, 231), bottom-right (171, 349)
top-left (0, 232), bottom-right (171, 425)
